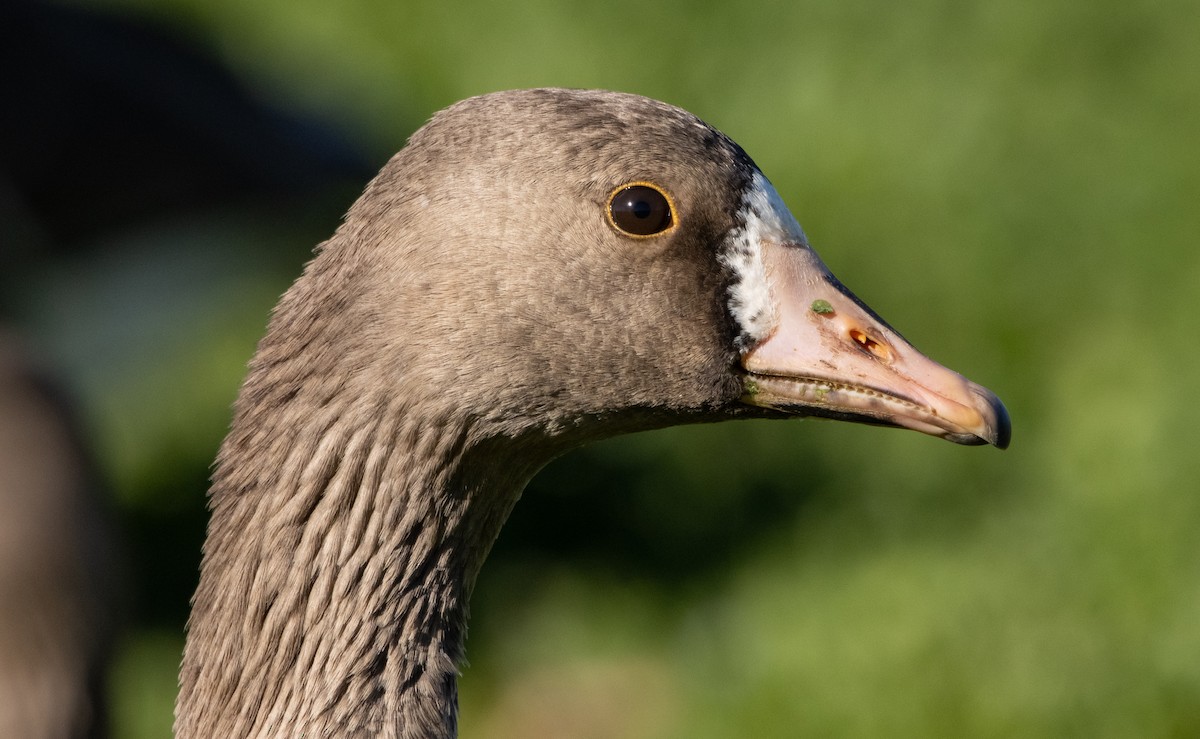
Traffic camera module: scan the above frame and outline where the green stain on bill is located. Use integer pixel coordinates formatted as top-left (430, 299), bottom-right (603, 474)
top-left (811, 299), bottom-right (834, 315)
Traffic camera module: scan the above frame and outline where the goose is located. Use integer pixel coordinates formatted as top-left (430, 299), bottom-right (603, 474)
top-left (0, 331), bottom-right (119, 739)
top-left (175, 88), bottom-right (1010, 738)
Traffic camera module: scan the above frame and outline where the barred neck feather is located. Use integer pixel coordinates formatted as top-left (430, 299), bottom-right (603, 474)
top-left (178, 370), bottom-right (541, 737)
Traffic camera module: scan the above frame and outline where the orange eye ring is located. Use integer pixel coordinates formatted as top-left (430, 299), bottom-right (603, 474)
top-left (606, 182), bottom-right (677, 238)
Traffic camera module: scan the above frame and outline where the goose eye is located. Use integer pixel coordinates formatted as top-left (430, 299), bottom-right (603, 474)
top-left (608, 183), bottom-right (674, 237)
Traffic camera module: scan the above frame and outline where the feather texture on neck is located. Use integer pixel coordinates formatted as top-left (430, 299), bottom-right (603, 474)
top-left (177, 334), bottom-right (542, 737)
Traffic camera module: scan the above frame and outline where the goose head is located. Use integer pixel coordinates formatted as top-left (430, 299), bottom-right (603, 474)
top-left (178, 88), bottom-right (1008, 739)
top-left (297, 88), bottom-right (1007, 451)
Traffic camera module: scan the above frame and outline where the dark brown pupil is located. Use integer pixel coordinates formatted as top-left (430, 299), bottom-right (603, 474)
top-left (610, 185), bottom-right (672, 236)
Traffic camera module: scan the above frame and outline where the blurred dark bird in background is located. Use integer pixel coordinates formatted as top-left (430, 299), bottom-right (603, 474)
top-left (0, 333), bottom-right (120, 739)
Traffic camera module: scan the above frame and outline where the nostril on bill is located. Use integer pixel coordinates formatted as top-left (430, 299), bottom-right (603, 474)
top-left (849, 328), bottom-right (892, 363)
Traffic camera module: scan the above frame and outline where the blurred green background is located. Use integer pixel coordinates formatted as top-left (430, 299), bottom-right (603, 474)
top-left (4, 0), bottom-right (1199, 736)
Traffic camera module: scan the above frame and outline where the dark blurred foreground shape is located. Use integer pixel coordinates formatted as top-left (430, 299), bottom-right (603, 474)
top-left (0, 0), bottom-right (374, 285)
top-left (0, 332), bottom-right (121, 739)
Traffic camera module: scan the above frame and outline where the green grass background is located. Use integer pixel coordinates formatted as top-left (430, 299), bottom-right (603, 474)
top-left (35, 0), bottom-right (1200, 735)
